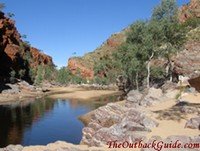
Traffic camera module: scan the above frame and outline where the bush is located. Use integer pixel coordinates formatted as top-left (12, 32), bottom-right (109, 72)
top-left (29, 68), bottom-right (36, 82)
top-left (56, 67), bottom-right (70, 84)
top-left (10, 70), bottom-right (16, 83)
top-left (19, 69), bottom-right (26, 79)
top-left (183, 18), bottom-right (200, 29)
top-left (34, 66), bottom-right (43, 85)
top-left (44, 65), bottom-right (55, 81)
top-left (70, 74), bottom-right (87, 84)
top-left (94, 76), bottom-right (109, 85)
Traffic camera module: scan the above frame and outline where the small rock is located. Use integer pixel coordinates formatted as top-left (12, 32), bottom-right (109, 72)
top-left (185, 117), bottom-right (200, 130)
top-left (180, 106), bottom-right (198, 114)
top-left (5, 145), bottom-right (23, 151)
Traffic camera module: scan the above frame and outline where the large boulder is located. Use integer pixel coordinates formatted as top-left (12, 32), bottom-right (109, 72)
top-left (81, 103), bottom-right (158, 147)
top-left (140, 88), bottom-right (163, 107)
top-left (127, 90), bottom-right (143, 103)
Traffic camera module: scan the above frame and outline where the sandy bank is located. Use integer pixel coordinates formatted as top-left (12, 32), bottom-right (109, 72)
top-left (47, 86), bottom-right (120, 101)
top-left (0, 91), bottom-right (44, 105)
top-left (3, 141), bottom-right (118, 151)
top-left (146, 93), bottom-right (200, 139)
top-left (0, 85), bottom-right (121, 105)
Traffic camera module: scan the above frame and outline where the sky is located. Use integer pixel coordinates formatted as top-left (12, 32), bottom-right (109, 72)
top-left (1, 0), bottom-right (189, 67)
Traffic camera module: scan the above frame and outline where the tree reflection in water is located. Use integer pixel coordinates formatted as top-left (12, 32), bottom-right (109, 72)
top-left (0, 95), bottom-right (119, 148)
top-left (0, 98), bottom-right (55, 147)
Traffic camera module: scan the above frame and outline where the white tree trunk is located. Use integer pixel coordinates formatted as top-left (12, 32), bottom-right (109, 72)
top-left (147, 52), bottom-right (154, 89)
top-left (136, 72), bottom-right (139, 90)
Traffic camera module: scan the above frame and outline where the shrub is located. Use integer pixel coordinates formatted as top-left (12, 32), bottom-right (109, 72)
top-left (19, 69), bottom-right (26, 79)
top-left (56, 67), bottom-right (70, 84)
top-left (10, 70), bottom-right (16, 83)
top-left (34, 66), bottom-right (43, 85)
top-left (29, 68), bottom-right (36, 82)
top-left (94, 76), bottom-right (109, 85)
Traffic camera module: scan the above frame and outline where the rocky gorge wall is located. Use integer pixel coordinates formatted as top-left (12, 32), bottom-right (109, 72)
top-left (0, 11), bottom-right (53, 83)
top-left (179, 0), bottom-right (200, 23)
top-left (67, 28), bottom-right (128, 79)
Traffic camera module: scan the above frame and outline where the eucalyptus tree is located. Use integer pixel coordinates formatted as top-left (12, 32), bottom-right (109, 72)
top-left (151, 0), bottom-right (186, 82)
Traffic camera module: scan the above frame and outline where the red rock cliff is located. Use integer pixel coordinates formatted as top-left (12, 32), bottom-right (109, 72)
top-left (67, 29), bottom-right (128, 79)
top-left (0, 11), bottom-right (53, 82)
top-left (179, 0), bottom-right (200, 23)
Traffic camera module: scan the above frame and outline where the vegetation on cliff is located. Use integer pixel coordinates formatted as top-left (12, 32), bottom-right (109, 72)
top-left (1, 0), bottom-right (199, 88)
top-left (86, 0), bottom-right (200, 88)
top-left (0, 4), bottom-right (54, 85)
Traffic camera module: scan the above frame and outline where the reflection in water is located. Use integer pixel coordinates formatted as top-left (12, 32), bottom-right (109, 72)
top-left (0, 95), bottom-right (118, 148)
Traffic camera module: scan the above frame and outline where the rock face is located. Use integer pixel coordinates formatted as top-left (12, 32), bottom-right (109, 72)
top-left (173, 41), bottom-right (200, 91)
top-left (173, 42), bottom-right (200, 79)
top-left (67, 29), bottom-right (128, 79)
top-left (179, 0), bottom-right (200, 23)
top-left (68, 58), bottom-right (94, 79)
top-left (0, 11), bottom-right (53, 83)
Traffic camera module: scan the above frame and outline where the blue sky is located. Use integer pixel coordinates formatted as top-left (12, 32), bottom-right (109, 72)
top-left (1, 0), bottom-right (189, 67)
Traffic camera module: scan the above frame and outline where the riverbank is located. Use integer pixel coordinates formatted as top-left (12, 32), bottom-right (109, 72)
top-left (1, 82), bottom-right (200, 151)
top-left (79, 86), bottom-right (200, 147)
top-left (0, 83), bottom-right (120, 105)
top-left (47, 86), bottom-right (120, 101)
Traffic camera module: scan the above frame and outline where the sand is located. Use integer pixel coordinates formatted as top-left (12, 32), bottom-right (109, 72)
top-left (146, 92), bottom-right (200, 139)
top-left (0, 86), bottom-right (120, 105)
top-left (47, 86), bottom-right (120, 101)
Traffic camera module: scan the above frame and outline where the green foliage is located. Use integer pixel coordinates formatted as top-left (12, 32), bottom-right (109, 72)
top-left (93, 55), bottom-right (120, 84)
top-left (187, 26), bottom-right (200, 41)
top-left (29, 68), bottom-right (36, 82)
top-left (10, 70), bottom-right (16, 83)
top-left (33, 65), bottom-right (57, 85)
top-left (151, 66), bottom-right (165, 79)
top-left (24, 41), bottom-right (31, 47)
top-left (35, 65), bottom-right (43, 85)
top-left (183, 17), bottom-right (200, 29)
top-left (24, 51), bottom-right (32, 61)
top-left (19, 69), bottom-right (26, 79)
top-left (152, 0), bottom-right (178, 22)
top-left (43, 65), bottom-right (55, 81)
top-left (94, 76), bottom-right (109, 85)
top-left (56, 67), bottom-right (71, 84)
top-left (55, 67), bottom-right (86, 85)
top-left (93, 0), bottom-right (188, 88)
top-left (71, 75), bottom-right (86, 84)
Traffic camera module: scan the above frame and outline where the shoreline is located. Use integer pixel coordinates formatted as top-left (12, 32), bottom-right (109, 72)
top-left (1, 85), bottom-right (199, 151)
top-left (0, 85), bottom-right (121, 105)
top-left (46, 86), bottom-right (120, 101)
